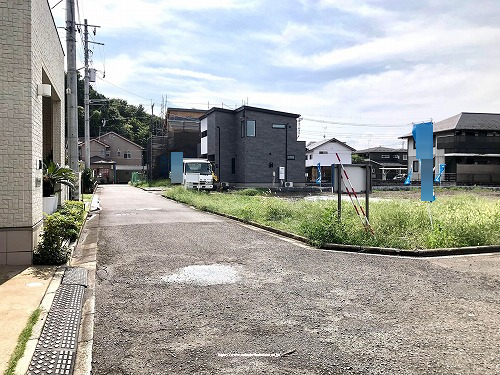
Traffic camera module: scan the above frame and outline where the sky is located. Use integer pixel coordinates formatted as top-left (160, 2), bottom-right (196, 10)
top-left (48, 0), bottom-right (500, 150)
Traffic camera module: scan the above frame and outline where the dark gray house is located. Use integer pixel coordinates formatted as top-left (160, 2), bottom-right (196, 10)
top-left (200, 106), bottom-right (306, 187)
top-left (354, 147), bottom-right (407, 181)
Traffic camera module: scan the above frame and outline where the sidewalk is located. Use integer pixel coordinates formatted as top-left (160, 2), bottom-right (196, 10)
top-left (0, 265), bottom-right (58, 372)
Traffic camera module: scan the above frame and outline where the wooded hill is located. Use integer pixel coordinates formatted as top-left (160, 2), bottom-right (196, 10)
top-left (75, 73), bottom-right (163, 147)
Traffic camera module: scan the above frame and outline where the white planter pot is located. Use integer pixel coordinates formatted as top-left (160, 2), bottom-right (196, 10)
top-left (43, 196), bottom-right (58, 214)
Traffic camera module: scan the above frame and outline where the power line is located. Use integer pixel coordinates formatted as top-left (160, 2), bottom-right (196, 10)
top-left (97, 77), bottom-right (152, 101)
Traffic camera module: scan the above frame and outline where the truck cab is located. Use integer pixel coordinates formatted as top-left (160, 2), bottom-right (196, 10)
top-left (182, 159), bottom-right (214, 190)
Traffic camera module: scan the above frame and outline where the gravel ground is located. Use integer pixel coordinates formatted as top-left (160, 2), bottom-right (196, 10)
top-left (91, 185), bottom-right (500, 374)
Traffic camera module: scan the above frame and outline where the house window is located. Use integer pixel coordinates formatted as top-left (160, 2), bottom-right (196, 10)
top-left (319, 151), bottom-right (328, 154)
top-left (309, 155), bottom-right (312, 160)
top-left (246, 120), bottom-right (256, 137)
top-left (231, 158), bottom-right (236, 174)
top-left (403, 155), bottom-right (408, 161)
top-left (100, 149), bottom-right (105, 156)
top-left (287, 155), bottom-right (295, 160)
top-left (106, 151), bottom-right (110, 157)
top-left (124, 151), bottom-right (131, 159)
top-left (117, 149), bottom-right (121, 156)
top-left (413, 160), bottom-right (419, 172)
top-left (381, 155), bottom-right (390, 159)
top-left (392, 155), bottom-right (399, 159)
top-left (272, 124), bottom-right (286, 129)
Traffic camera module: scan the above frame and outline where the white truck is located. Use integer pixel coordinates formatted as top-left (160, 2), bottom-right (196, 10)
top-left (182, 158), bottom-right (214, 190)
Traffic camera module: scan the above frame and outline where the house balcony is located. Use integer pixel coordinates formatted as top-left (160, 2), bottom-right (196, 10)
top-left (437, 135), bottom-right (500, 154)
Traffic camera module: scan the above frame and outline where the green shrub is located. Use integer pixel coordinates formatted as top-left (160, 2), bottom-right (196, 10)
top-left (81, 168), bottom-right (97, 193)
top-left (33, 200), bottom-right (86, 265)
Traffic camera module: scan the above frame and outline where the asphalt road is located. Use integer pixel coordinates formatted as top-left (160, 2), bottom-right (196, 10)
top-left (91, 185), bottom-right (500, 374)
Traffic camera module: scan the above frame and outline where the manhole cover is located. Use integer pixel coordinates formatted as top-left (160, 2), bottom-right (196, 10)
top-left (162, 264), bottom-right (241, 286)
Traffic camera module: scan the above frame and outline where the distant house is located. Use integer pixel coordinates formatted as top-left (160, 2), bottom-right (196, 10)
top-left (305, 138), bottom-right (355, 183)
top-left (354, 147), bottom-right (407, 181)
top-left (0, 0), bottom-right (65, 265)
top-left (80, 132), bottom-right (145, 184)
top-left (200, 105), bottom-right (306, 187)
top-left (400, 112), bottom-right (500, 184)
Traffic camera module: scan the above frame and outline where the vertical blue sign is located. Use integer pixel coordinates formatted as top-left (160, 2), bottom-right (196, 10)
top-left (412, 121), bottom-right (434, 201)
top-left (316, 163), bottom-right (321, 184)
top-left (171, 152), bottom-right (183, 184)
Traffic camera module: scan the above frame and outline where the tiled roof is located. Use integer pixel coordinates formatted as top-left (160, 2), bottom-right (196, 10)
top-left (355, 146), bottom-right (406, 153)
top-left (306, 137), bottom-right (356, 151)
top-left (400, 112), bottom-right (500, 137)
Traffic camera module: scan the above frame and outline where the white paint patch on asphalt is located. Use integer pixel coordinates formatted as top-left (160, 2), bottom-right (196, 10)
top-left (162, 264), bottom-right (242, 286)
top-left (135, 207), bottom-right (162, 211)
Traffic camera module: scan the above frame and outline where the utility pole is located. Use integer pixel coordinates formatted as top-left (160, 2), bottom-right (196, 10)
top-left (150, 102), bottom-right (154, 180)
top-left (83, 19), bottom-right (90, 169)
top-left (82, 19), bottom-right (102, 169)
top-left (66, 0), bottom-right (79, 198)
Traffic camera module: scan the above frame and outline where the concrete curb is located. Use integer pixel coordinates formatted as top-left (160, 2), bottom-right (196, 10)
top-left (163, 195), bottom-right (500, 258)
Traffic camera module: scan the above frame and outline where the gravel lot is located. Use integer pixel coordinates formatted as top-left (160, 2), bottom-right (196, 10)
top-left (91, 185), bottom-right (500, 374)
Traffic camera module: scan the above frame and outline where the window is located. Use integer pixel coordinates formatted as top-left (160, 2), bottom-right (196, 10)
top-left (246, 120), bottom-right (256, 137)
top-left (413, 160), bottom-right (419, 172)
top-left (242, 120), bottom-right (256, 137)
top-left (381, 155), bottom-right (390, 159)
top-left (124, 151), bottom-right (131, 159)
top-left (403, 154), bottom-right (408, 161)
top-left (106, 150), bottom-right (110, 157)
top-left (272, 124), bottom-right (286, 129)
top-left (309, 155), bottom-right (312, 160)
top-left (100, 149), bottom-right (105, 156)
top-left (231, 158), bottom-right (236, 174)
top-left (319, 151), bottom-right (328, 154)
top-left (392, 155), bottom-right (399, 159)
top-left (117, 149), bottom-right (121, 156)
top-left (287, 155), bottom-right (295, 160)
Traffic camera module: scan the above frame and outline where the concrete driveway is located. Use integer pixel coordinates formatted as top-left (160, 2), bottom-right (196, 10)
top-left (91, 185), bottom-right (500, 374)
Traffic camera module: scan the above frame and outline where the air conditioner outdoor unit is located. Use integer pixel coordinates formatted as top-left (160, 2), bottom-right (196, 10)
top-left (284, 181), bottom-right (294, 187)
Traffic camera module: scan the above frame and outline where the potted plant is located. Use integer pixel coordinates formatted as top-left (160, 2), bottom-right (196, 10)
top-left (43, 161), bottom-right (76, 214)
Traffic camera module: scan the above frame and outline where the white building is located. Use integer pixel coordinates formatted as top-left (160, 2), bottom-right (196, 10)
top-left (305, 138), bottom-right (355, 183)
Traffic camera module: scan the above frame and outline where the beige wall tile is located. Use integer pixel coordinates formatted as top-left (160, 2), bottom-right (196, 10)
top-left (6, 230), bottom-right (33, 253)
top-left (0, 232), bottom-right (6, 252)
top-left (7, 252), bottom-right (32, 266)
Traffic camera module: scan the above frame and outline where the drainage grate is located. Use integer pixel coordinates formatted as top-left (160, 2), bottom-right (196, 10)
top-left (28, 350), bottom-right (75, 375)
top-left (50, 284), bottom-right (85, 311)
top-left (37, 308), bottom-right (82, 350)
top-left (62, 267), bottom-right (88, 287)
top-left (27, 268), bottom-right (87, 375)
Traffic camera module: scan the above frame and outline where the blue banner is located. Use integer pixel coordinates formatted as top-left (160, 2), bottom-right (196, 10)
top-left (316, 163), bottom-right (321, 184)
top-left (434, 163), bottom-right (446, 182)
top-left (404, 166), bottom-right (412, 185)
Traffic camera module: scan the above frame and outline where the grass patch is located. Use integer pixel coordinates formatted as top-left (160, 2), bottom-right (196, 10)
top-left (164, 187), bottom-right (500, 249)
top-left (3, 308), bottom-right (41, 375)
top-left (132, 179), bottom-right (171, 188)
